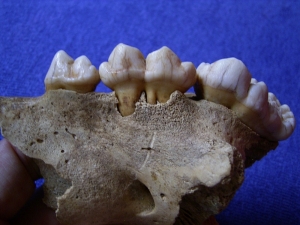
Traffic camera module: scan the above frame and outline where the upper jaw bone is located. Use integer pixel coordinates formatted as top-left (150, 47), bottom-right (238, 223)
top-left (145, 46), bottom-right (196, 104)
top-left (44, 50), bottom-right (100, 93)
top-left (99, 43), bottom-right (146, 116)
top-left (195, 57), bottom-right (296, 141)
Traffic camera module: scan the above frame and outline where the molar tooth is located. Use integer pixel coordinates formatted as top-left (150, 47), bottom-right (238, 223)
top-left (195, 58), bottom-right (296, 141)
top-left (145, 47), bottom-right (196, 104)
top-left (45, 50), bottom-right (100, 93)
top-left (99, 43), bottom-right (145, 116)
top-left (241, 81), bottom-right (268, 112)
top-left (196, 58), bottom-right (252, 101)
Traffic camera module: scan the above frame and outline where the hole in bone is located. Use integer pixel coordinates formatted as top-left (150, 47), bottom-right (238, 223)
top-left (126, 180), bottom-right (155, 214)
top-left (61, 150), bottom-right (65, 153)
top-left (36, 139), bottom-right (43, 143)
top-left (54, 131), bottom-right (58, 135)
top-left (160, 193), bottom-right (167, 201)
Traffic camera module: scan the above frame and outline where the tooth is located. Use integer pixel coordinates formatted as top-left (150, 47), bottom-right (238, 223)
top-left (196, 58), bottom-right (252, 101)
top-left (99, 43), bottom-right (145, 116)
top-left (45, 50), bottom-right (100, 93)
top-left (145, 46), bottom-right (196, 104)
top-left (195, 58), bottom-right (296, 141)
top-left (241, 82), bottom-right (269, 112)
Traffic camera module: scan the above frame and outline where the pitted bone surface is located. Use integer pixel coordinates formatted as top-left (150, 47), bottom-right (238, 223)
top-left (0, 90), bottom-right (277, 225)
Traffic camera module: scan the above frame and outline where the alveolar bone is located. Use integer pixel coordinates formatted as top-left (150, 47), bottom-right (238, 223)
top-left (99, 43), bottom-right (146, 116)
top-left (45, 50), bottom-right (100, 93)
top-left (145, 46), bottom-right (196, 104)
top-left (195, 57), bottom-right (295, 141)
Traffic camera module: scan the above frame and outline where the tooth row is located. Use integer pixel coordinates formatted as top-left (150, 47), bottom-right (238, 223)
top-left (99, 44), bottom-right (196, 115)
top-left (44, 46), bottom-right (295, 141)
top-left (195, 58), bottom-right (295, 141)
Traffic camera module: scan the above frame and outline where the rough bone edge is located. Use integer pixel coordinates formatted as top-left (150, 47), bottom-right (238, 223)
top-left (0, 90), bottom-right (277, 225)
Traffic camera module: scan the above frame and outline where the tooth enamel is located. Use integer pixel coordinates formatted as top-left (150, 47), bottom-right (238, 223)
top-left (99, 43), bottom-right (146, 116)
top-left (195, 58), bottom-right (296, 141)
top-left (45, 50), bottom-right (100, 93)
top-left (241, 82), bottom-right (268, 112)
top-left (197, 58), bottom-right (252, 100)
top-left (145, 46), bottom-right (196, 104)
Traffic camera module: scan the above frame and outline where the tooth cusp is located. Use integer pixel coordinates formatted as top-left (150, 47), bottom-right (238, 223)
top-left (45, 50), bottom-right (100, 93)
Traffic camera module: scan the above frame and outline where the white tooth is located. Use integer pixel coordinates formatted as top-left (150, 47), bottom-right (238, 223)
top-left (99, 43), bottom-right (146, 116)
top-left (196, 58), bottom-right (252, 100)
top-left (145, 46), bottom-right (196, 104)
top-left (241, 82), bottom-right (268, 112)
top-left (195, 58), bottom-right (296, 141)
top-left (45, 50), bottom-right (73, 82)
top-left (45, 50), bottom-right (100, 93)
top-left (251, 78), bottom-right (258, 84)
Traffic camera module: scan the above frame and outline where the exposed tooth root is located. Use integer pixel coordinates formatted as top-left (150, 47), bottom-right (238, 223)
top-left (145, 46), bottom-right (196, 104)
top-left (45, 50), bottom-right (100, 93)
top-left (99, 43), bottom-right (146, 116)
top-left (195, 58), bottom-right (296, 141)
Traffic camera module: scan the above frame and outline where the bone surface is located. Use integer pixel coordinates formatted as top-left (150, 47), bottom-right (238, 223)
top-left (145, 47), bottom-right (196, 104)
top-left (45, 50), bottom-right (100, 93)
top-left (195, 58), bottom-right (295, 141)
top-left (0, 90), bottom-right (277, 225)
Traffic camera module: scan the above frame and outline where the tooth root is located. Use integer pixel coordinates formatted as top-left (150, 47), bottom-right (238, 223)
top-left (45, 50), bottom-right (100, 93)
top-left (145, 47), bottom-right (196, 104)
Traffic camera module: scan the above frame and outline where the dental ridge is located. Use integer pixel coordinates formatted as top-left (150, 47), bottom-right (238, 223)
top-left (45, 43), bottom-right (295, 142)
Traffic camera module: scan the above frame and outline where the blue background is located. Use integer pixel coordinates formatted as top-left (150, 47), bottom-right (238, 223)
top-left (0, 1), bottom-right (299, 224)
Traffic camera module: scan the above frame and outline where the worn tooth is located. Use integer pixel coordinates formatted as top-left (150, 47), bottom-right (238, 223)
top-left (145, 46), bottom-right (196, 104)
top-left (45, 50), bottom-right (100, 93)
top-left (196, 58), bottom-right (252, 100)
top-left (195, 57), bottom-right (296, 141)
top-left (99, 43), bottom-right (145, 116)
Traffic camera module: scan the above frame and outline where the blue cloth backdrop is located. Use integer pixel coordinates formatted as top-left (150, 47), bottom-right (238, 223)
top-left (0, 1), bottom-right (299, 224)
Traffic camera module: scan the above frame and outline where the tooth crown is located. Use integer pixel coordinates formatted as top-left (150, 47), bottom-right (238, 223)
top-left (195, 57), bottom-right (295, 141)
top-left (99, 44), bottom-right (197, 113)
top-left (45, 50), bottom-right (100, 93)
top-left (145, 46), bottom-right (196, 92)
top-left (99, 43), bottom-right (146, 89)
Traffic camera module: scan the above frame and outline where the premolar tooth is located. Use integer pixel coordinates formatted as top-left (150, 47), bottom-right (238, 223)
top-left (145, 46), bottom-right (196, 104)
top-left (99, 43), bottom-right (145, 116)
top-left (195, 58), bottom-right (296, 141)
top-left (45, 50), bottom-right (100, 93)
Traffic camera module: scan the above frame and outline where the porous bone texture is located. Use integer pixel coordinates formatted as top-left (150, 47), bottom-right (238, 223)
top-left (0, 90), bottom-right (277, 225)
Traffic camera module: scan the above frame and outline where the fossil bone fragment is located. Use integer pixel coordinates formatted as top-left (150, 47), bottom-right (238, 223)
top-left (194, 58), bottom-right (296, 141)
top-left (0, 90), bottom-right (277, 225)
top-left (99, 43), bottom-right (146, 116)
top-left (145, 47), bottom-right (196, 104)
top-left (45, 50), bottom-right (100, 93)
